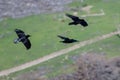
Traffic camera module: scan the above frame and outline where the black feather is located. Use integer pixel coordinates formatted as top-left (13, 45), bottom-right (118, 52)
top-left (15, 29), bottom-right (25, 38)
top-left (66, 13), bottom-right (88, 27)
top-left (58, 35), bottom-right (70, 40)
top-left (58, 35), bottom-right (78, 43)
top-left (14, 29), bottom-right (31, 50)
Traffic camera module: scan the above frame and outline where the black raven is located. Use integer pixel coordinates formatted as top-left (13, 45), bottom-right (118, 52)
top-left (14, 29), bottom-right (31, 50)
top-left (58, 35), bottom-right (78, 43)
top-left (66, 13), bottom-right (88, 27)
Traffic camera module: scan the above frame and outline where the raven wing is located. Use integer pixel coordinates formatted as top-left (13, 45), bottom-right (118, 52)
top-left (21, 38), bottom-right (31, 50)
top-left (71, 39), bottom-right (79, 42)
top-left (66, 13), bottom-right (79, 21)
top-left (80, 19), bottom-right (88, 27)
top-left (58, 35), bottom-right (69, 40)
top-left (15, 29), bottom-right (26, 38)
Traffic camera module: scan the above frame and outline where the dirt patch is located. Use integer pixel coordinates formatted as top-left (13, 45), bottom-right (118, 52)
top-left (81, 5), bottom-right (93, 13)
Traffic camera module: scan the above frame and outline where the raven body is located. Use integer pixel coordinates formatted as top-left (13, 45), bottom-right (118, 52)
top-left (66, 13), bottom-right (88, 27)
top-left (14, 29), bottom-right (31, 50)
top-left (58, 35), bottom-right (78, 43)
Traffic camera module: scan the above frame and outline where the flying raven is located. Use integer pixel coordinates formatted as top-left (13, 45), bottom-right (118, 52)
top-left (66, 13), bottom-right (88, 27)
top-left (58, 35), bottom-right (78, 43)
top-left (14, 29), bottom-right (31, 50)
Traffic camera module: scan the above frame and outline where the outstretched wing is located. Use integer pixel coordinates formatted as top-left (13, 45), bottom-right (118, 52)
top-left (15, 29), bottom-right (25, 38)
top-left (21, 38), bottom-right (31, 50)
top-left (58, 35), bottom-right (69, 40)
top-left (80, 19), bottom-right (88, 27)
top-left (71, 39), bottom-right (79, 42)
top-left (66, 13), bottom-right (79, 21)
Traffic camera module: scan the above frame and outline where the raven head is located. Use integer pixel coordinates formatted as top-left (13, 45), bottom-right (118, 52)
top-left (26, 35), bottom-right (31, 38)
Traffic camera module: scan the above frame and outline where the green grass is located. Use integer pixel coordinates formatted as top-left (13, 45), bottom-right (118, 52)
top-left (0, 12), bottom-right (116, 70)
top-left (0, 0), bottom-right (120, 79)
top-left (5, 34), bottom-right (120, 79)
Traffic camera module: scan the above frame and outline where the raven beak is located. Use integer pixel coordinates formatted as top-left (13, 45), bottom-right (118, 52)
top-left (28, 35), bottom-right (31, 37)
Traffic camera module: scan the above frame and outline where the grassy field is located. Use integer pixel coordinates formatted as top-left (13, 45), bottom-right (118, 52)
top-left (0, 0), bottom-right (120, 79)
top-left (4, 35), bottom-right (120, 79)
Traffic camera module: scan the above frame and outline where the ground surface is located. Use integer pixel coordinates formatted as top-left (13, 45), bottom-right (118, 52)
top-left (0, 0), bottom-right (120, 79)
top-left (0, 0), bottom-right (73, 20)
top-left (0, 30), bottom-right (120, 76)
